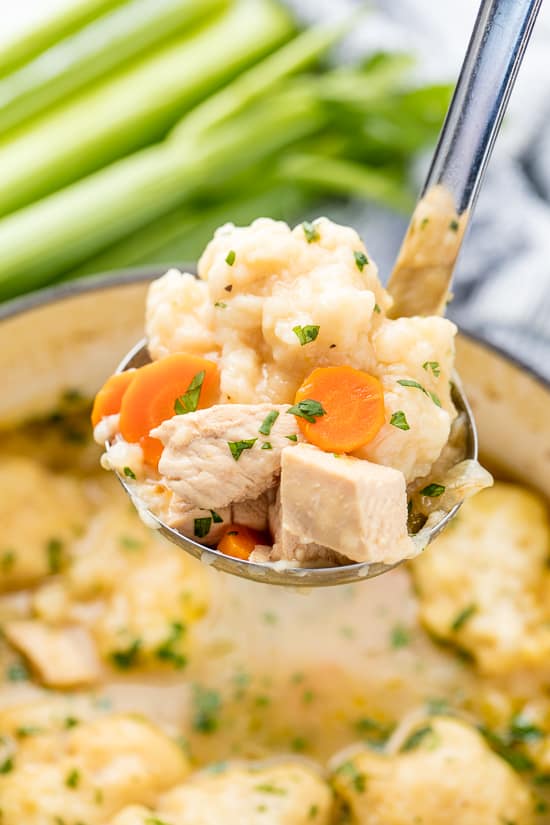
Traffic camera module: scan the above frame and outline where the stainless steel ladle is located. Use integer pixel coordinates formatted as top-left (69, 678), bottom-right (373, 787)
top-left (113, 0), bottom-right (542, 586)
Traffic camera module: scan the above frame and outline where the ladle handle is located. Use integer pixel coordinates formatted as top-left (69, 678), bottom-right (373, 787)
top-left (387, 0), bottom-right (543, 317)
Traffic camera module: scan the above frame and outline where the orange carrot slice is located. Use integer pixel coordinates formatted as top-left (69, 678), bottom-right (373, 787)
top-left (291, 365), bottom-right (385, 453)
top-left (119, 353), bottom-right (219, 467)
top-left (91, 370), bottom-right (136, 428)
top-left (217, 524), bottom-right (267, 561)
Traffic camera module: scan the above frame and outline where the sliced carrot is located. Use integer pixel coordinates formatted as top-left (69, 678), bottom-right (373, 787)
top-left (292, 365), bottom-right (385, 453)
top-left (217, 524), bottom-right (267, 561)
top-left (91, 369), bottom-right (136, 428)
top-left (119, 353), bottom-right (219, 467)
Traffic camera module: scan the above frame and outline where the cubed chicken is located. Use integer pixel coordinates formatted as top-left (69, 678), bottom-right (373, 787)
top-left (152, 404), bottom-right (300, 510)
top-left (4, 620), bottom-right (101, 688)
top-left (273, 444), bottom-right (414, 565)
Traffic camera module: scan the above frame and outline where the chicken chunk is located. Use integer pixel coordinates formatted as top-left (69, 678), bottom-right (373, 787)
top-left (412, 483), bottom-right (550, 674)
top-left (272, 444), bottom-right (414, 565)
top-left (107, 762), bottom-right (333, 825)
top-left (332, 717), bottom-right (533, 825)
top-left (0, 457), bottom-right (90, 592)
top-left (0, 714), bottom-right (189, 825)
top-left (152, 404), bottom-right (300, 510)
top-left (4, 620), bottom-right (101, 687)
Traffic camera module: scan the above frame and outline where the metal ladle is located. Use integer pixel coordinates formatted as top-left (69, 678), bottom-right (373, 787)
top-left (113, 0), bottom-right (541, 586)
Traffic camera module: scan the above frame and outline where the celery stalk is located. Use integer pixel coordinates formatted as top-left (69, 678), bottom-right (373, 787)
top-left (0, 0), bottom-right (124, 77)
top-left (0, 89), bottom-right (324, 299)
top-left (0, 0), bottom-right (228, 136)
top-left (278, 153), bottom-right (414, 212)
top-left (0, 0), bottom-right (294, 218)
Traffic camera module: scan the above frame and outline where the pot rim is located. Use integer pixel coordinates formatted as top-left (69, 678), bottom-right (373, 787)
top-left (1, 267), bottom-right (548, 390)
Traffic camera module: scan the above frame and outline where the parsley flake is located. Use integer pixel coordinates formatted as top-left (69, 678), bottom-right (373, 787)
top-left (336, 761), bottom-right (367, 793)
top-left (292, 324), bottom-right (320, 346)
top-left (123, 466), bottom-right (136, 479)
top-left (110, 638), bottom-right (141, 670)
top-left (65, 768), bottom-right (80, 788)
top-left (0, 757), bottom-right (14, 774)
top-left (422, 360), bottom-right (441, 377)
top-left (420, 217), bottom-right (430, 229)
top-left (255, 783), bottom-right (287, 795)
top-left (194, 517), bottom-right (212, 539)
top-left (286, 434), bottom-right (298, 442)
top-left (228, 438), bottom-right (257, 461)
top-left (400, 725), bottom-right (438, 752)
top-left (214, 301), bottom-right (227, 309)
top-left (174, 370), bottom-right (205, 415)
top-left (47, 538), bottom-right (63, 574)
top-left (6, 661), bottom-right (29, 682)
top-left (449, 219), bottom-right (459, 232)
top-left (373, 303), bottom-right (381, 313)
top-left (209, 510), bottom-right (223, 523)
top-left (287, 399), bottom-right (326, 424)
top-left (421, 483), bottom-right (445, 497)
top-left (390, 624), bottom-right (410, 648)
top-left (302, 221), bottom-right (320, 242)
top-left (390, 410), bottom-right (410, 430)
top-left (192, 685), bottom-right (221, 733)
top-left (353, 250), bottom-right (369, 271)
top-left (397, 378), bottom-right (441, 407)
top-left (261, 442), bottom-right (272, 450)
top-left (225, 249), bottom-right (236, 265)
top-left (451, 604), bottom-right (477, 631)
top-left (259, 410), bottom-right (279, 435)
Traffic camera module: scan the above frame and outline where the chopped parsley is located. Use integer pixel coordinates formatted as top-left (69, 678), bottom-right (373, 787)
top-left (155, 622), bottom-right (187, 670)
top-left (355, 716), bottom-right (395, 744)
top-left (119, 534), bottom-right (143, 550)
top-left (291, 736), bottom-right (307, 751)
top-left (425, 697), bottom-right (449, 716)
top-left (192, 685), bottom-right (222, 733)
top-left (16, 725), bottom-right (43, 738)
top-left (174, 370), bottom-right (205, 415)
top-left (309, 804), bottom-right (319, 819)
top-left (400, 725), bottom-right (437, 752)
top-left (123, 466), bottom-right (136, 479)
top-left (47, 538), bottom-right (63, 574)
top-left (353, 250), bottom-right (369, 271)
top-left (228, 438), bottom-right (257, 461)
top-left (1, 549), bottom-right (15, 572)
top-left (259, 410), bottom-right (279, 435)
top-left (255, 783), bottom-right (287, 795)
top-left (420, 217), bottom-right (430, 229)
top-left (451, 603), bottom-right (477, 632)
top-left (509, 714), bottom-right (544, 743)
top-left (65, 768), bottom-right (80, 789)
top-left (292, 324), bottom-right (320, 346)
top-left (390, 410), bottom-right (410, 430)
top-left (422, 360), bottom-right (441, 377)
top-left (420, 483), bottom-right (445, 497)
top-left (302, 221), bottom-right (320, 243)
top-left (214, 301), bottom-right (227, 309)
top-left (397, 378), bottom-right (441, 407)
top-left (286, 434), bottom-right (298, 442)
top-left (0, 757), bottom-right (14, 774)
top-left (194, 517), bottom-right (212, 539)
top-left (225, 249), bottom-right (236, 265)
top-left (6, 661), bottom-right (29, 682)
top-left (390, 624), bottom-right (410, 648)
top-left (336, 761), bottom-right (367, 792)
top-left (263, 611), bottom-right (277, 625)
top-left (64, 716), bottom-right (79, 729)
top-left (449, 219), bottom-right (459, 232)
top-left (287, 399), bottom-right (326, 424)
top-left (110, 638), bottom-right (141, 670)
top-left (261, 442), bottom-right (272, 450)
top-left (478, 725), bottom-right (535, 772)
top-left (373, 303), bottom-right (381, 313)
top-left (145, 818), bottom-right (174, 825)
top-left (209, 510), bottom-right (223, 524)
